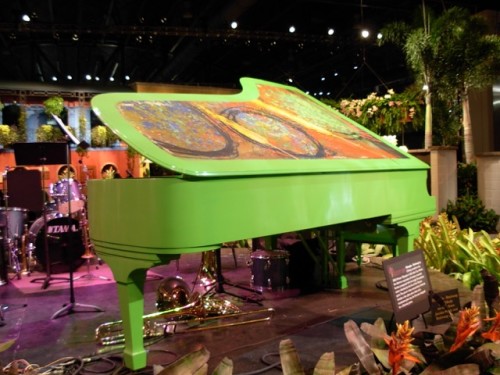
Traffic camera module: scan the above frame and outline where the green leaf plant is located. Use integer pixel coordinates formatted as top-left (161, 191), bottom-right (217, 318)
top-left (415, 213), bottom-right (500, 290)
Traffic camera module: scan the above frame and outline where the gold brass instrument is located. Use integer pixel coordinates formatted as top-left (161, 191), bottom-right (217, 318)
top-left (20, 224), bottom-right (30, 275)
top-left (96, 276), bottom-right (274, 346)
top-left (79, 209), bottom-right (95, 260)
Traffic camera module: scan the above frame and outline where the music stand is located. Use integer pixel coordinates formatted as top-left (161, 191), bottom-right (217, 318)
top-left (51, 115), bottom-right (103, 319)
top-left (12, 142), bottom-right (70, 289)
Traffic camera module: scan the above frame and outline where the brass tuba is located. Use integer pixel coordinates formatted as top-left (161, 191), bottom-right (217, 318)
top-left (96, 276), bottom-right (274, 346)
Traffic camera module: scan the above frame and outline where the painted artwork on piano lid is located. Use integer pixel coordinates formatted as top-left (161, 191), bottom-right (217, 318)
top-left (91, 78), bottom-right (428, 177)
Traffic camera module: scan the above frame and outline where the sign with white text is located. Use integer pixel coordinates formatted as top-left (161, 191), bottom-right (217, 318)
top-left (383, 250), bottom-right (432, 323)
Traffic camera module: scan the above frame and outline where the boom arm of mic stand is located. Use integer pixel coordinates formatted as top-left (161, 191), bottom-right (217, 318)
top-left (52, 115), bottom-right (89, 150)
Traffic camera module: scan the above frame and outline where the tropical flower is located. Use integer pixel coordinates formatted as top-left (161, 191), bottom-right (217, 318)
top-left (482, 311), bottom-right (500, 342)
top-left (384, 320), bottom-right (421, 374)
top-left (449, 306), bottom-right (481, 352)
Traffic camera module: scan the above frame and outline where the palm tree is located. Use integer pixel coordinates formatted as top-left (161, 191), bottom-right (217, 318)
top-left (379, 6), bottom-right (437, 149)
top-left (431, 7), bottom-right (500, 164)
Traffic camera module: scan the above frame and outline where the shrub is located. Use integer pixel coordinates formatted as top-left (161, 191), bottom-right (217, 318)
top-left (445, 195), bottom-right (499, 233)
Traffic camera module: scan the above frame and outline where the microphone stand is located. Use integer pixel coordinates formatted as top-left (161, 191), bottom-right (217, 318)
top-left (51, 115), bottom-right (104, 319)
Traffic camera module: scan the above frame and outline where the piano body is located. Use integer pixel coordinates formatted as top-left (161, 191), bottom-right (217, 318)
top-left (88, 77), bottom-right (435, 369)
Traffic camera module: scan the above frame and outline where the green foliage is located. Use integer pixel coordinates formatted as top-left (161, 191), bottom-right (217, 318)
top-left (325, 87), bottom-right (424, 136)
top-left (36, 124), bottom-right (65, 142)
top-left (457, 162), bottom-right (477, 197)
top-left (43, 96), bottom-right (64, 116)
top-left (0, 125), bottom-right (19, 146)
top-left (445, 195), bottom-right (499, 234)
top-left (415, 213), bottom-right (500, 290)
top-left (91, 125), bottom-right (120, 147)
top-left (431, 96), bottom-right (462, 146)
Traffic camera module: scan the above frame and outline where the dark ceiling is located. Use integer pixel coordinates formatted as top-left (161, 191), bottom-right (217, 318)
top-left (0, 0), bottom-right (498, 99)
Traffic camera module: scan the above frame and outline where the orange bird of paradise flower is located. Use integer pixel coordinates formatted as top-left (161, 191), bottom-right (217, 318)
top-left (482, 311), bottom-right (500, 342)
top-left (450, 306), bottom-right (481, 352)
top-left (384, 321), bottom-right (421, 374)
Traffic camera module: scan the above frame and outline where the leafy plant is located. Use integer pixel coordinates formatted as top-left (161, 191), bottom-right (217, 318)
top-left (326, 87), bottom-right (424, 137)
top-left (43, 96), bottom-right (64, 116)
top-left (91, 125), bottom-right (120, 147)
top-left (415, 213), bottom-right (500, 290)
top-left (0, 125), bottom-right (19, 147)
top-left (36, 124), bottom-right (65, 142)
top-left (345, 296), bottom-right (500, 374)
top-left (90, 125), bottom-right (108, 147)
top-left (457, 162), bottom-right (477, 197)
top-left (445, 196), bottom-right (499, 233)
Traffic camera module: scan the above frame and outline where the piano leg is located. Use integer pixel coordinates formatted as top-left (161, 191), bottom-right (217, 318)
top-left (96, 251), bottom-right (180, 370)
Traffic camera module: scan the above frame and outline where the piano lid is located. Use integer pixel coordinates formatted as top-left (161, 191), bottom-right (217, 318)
top-left (91, 77), bottom-right (426, 177)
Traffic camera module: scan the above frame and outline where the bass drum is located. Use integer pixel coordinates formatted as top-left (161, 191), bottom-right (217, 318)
top-left (29, 214), bottom-right (85, 274)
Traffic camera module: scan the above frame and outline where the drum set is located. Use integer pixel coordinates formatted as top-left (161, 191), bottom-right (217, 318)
top-left (0, 175), bottom-right (91, 285)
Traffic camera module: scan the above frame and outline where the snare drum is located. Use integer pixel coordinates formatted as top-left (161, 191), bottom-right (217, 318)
top-left (250, 250), bottom-right (289, 291)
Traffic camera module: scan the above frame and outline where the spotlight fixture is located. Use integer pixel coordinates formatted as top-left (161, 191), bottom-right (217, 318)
top-left (361, 29), bottom-right (370, 38)
top-left (72, 33), bottom-right (79, 41)
top-left (327, 28), bottom-right (334, 36)
top-left (85, 74), bottom-right (92, 81)
top-left (66, 75), bottom-right (72, 80)
top-left (377, 32), bottom-right (383, 40)
top-left (288, 25), bottom-right (296, 33)
top-left (230, 21), bottom-right (238, 29)
top-left (124, 75), bottom-right (130, 81)
top-left (51, 76), bottom-right (57, 82)
top-left (21, 14), bottom-right (30, 22)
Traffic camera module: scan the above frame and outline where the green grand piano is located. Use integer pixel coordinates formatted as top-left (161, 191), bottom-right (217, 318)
top-left (88, 77), bottom-right (435, 369)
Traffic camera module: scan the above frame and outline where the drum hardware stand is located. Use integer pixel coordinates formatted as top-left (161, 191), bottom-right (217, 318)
top-left (214, 248), bottom-right (263, 305)
top-left (51, 115), bottom-right (103, 319)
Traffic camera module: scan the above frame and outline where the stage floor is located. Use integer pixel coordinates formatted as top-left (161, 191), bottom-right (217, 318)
top-left (0, 248), bottom-right (472, 374)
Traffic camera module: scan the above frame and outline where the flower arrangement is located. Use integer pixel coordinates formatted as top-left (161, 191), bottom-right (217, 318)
top-left (329, 88), bottom-right (424, 136)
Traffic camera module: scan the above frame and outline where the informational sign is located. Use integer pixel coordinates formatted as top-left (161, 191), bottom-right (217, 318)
top-left (430, 289), bottom-right (461, 325)
top-left (383, 250), bottom-right (432, 323)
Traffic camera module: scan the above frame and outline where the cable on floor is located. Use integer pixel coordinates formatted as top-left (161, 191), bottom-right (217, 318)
top-left (234, 352), bottom-right (282, 375)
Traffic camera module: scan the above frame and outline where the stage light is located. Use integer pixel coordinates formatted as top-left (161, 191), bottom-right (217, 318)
top-left (361, 29), bottom-right (370, 38)
top-left (21, 14), bottom-right (30, 22)
top-left (125, 75), bottom-right (130, 81)
top-left (51, 76), bottom-right (58, 82)
top-left (85, 74), bottom-right (92, 81)
top-left (230, 21), bottom-right (238, 29)
top-left (289, 25), bottom-right (296, 33)
top-left (377, 33), bottom-right (383, 40)
top-left (66, 75), bottom-right (72, 80)
top-left (327, 28), bottom-right (334, 36)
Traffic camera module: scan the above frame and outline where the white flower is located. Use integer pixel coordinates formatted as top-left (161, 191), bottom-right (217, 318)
top-left (382, 134), bottom-right (398, 146)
